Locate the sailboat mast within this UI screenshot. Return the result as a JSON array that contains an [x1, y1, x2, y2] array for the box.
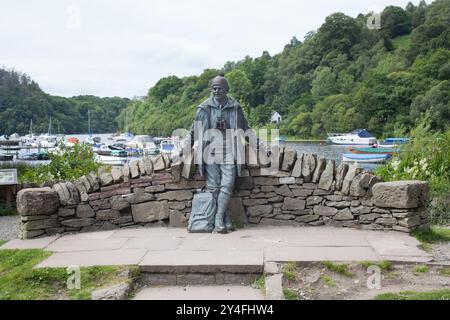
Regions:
[[88, 110, 92, 136]]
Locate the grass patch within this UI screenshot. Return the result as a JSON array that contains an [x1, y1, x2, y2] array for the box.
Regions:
[[283, 288, 299, 300], [0, 240, 7, 246], [439, 268, 450, 277], [0, 249, 134, 300], [322, 261, 354, 277], [359, 260, 393, 272], [0, 205, 17, 216], [414, 265, 429, 274], [252, 275, 265, 291], [375, 289, 450, 300], [412, 226, 450, 243], [281, 262, 298, 281], [320, 275, 337, 287]]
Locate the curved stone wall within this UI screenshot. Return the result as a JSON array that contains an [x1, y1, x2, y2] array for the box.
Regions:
[[16, 148, 429, 239]]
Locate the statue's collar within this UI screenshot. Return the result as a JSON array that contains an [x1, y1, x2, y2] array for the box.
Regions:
[[208, 97, 236, 110]]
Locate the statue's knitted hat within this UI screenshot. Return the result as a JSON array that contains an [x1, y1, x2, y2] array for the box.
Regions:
[[211, 74, 229, 91]]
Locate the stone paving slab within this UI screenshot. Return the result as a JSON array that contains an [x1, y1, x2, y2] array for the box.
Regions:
[[36, 249, 148, 268], [264, 245, 380, 262], [133, 285, 265, 300], [1, 226, 434, 267], [0, 236, 58, 250]]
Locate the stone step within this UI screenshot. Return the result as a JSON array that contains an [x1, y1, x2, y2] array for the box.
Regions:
[[139, 271, 260, 286], [133, 285, 266, 300]]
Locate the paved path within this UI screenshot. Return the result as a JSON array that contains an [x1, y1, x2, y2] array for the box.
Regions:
[[0, 226, 433, 268], [0, 216, 19, 241]]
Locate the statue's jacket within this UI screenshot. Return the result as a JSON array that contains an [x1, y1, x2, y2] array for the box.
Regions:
[[188, 96, 256, 177]]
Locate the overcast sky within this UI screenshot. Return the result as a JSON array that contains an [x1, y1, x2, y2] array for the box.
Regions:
[[0, 0, 424, 98]]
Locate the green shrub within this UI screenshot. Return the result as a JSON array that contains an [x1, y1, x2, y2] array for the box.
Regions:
[[375, 116, 450, 224], [20, 142, 100, 184]]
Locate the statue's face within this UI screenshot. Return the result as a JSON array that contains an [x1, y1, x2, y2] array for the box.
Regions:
[[212, 84, 228, 102]]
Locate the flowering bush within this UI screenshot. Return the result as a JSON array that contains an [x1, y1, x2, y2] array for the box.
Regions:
[[21, 142, 101, 185]]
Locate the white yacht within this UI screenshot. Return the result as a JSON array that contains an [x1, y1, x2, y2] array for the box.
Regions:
[[327, 129, 376, 145]]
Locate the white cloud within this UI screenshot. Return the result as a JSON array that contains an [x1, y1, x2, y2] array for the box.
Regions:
[[0, 0, 425, 97]]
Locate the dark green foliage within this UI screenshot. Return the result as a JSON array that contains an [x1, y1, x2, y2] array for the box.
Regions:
[[0, 69, 129, 135], [119, 0, 449, 140]]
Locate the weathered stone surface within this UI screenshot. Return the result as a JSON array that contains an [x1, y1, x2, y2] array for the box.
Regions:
[[253, 177, 280, 186], [313, 206, 338, 216], [295, 215, 320, 223], [350, 206, 372, 215], [111, 196, 131, 210], [274, 214, 295, 220], [372, 181, 428, 209], [372, 208, 391, 214], [21, 230, 45, 239], [291, 189, 313, 197], [17, 188, 59, 216], [111, 216, 133, 225], [60, 218, 95, 228], [168, 202, 186, 210], [132, 201, 169, 222], [275, 185, 293, 197], [137, 159, 147, 175], [129, 160, 140, 179], [398, 216, 420, 228], [162, 153, 171, 169], [79, 175, 92, 193], [52, 183, 71, 206], [247, 205, 273, 217], [349, 172, 372, 197], [281, 147, 296, 172], [291, 154, 303, 178], [351, 200, 361, 207], [335, 163, 349, 191], [122, 164, 131, 181], [392, 225, 411, 233], [268, 196, 284, 203], [250, 192, 277, 199], [153, 154, 166, 171], [142, 156, 154, 175], [111, 166, 124, 183], [341, 166, 362, 195], [302, 154, 317, 183], [325, 201, 351, 208], [145, 185, 166, 193], [228, 197, 248, 225], [96, 209, 121, 221], [88, 172, 101, 191], [76, 204, 95, 218], [156, 190, 193, 201], [21, 214, 56, 222], [334, 208, 354, 221], [285, 209, 312, 216], [74, 180, 89, 202], [98, 171, 113, 186], [259, 218, 299, 226], [312, 157, 326, 183], [306, 196, 323, 206], [243, 199, 269, 206], [359, 213, 382, 222], [92, 283, 131, 300], [261, 186, 276, 192], [282, 198, 306, 211], [169, 210, 188, 228], [165, 180, 204, 190], [279, 177, 296, 185], [58, 207, 75, 217], [318, 160, 335, 191], [392, 211, 413, 218], [236, 177, 254, 190], [23, 218, 59, 231], [375, 218, 397, 226]]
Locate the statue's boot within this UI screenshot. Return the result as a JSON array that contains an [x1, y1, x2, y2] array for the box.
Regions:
[[224, 211, 234, 232], [214, 192, 229, 234]]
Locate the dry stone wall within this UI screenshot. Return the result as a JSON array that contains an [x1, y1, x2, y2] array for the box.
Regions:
[[16, 148, 429, 239]]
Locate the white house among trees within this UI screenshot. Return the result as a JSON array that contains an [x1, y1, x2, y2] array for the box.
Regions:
[[270, 111, 282, 123]]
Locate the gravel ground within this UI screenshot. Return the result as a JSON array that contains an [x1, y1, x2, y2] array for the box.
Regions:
[[0, 215, 20, 241]]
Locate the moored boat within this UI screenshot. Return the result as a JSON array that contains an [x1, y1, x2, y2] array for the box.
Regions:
[[94, 154, 128, 166], [327, 129, 376, 145], [349, 147, 399, 155], [342, 153, 390, 163]]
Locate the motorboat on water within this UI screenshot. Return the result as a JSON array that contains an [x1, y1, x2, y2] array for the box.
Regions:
[[112, 132, 135, 142], [94, 154, 128, 166], [342, 153, 390, 163], [327, 129, 377, 145], [92, 144, 111, 156], [159, 138, 181, 155], [143, 142, 160, 156]]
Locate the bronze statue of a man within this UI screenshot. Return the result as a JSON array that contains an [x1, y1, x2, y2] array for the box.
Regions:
[[187, 74, 256, 233]]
